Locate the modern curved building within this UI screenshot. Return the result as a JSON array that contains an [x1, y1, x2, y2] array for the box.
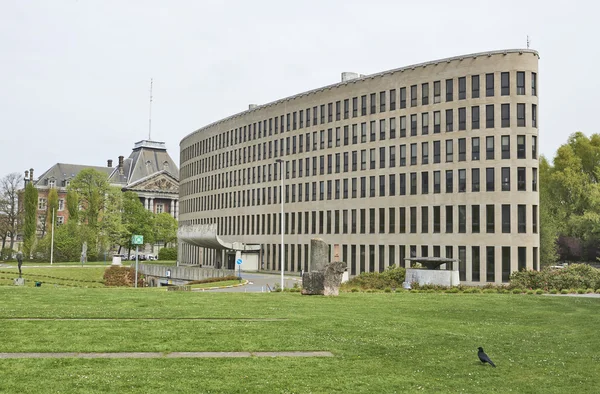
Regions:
[[179, 49, 540, 285]]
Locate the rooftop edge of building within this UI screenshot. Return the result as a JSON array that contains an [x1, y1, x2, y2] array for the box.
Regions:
[[181, 48, 539, 145]]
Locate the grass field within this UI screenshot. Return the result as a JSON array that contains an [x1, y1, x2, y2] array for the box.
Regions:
[[0, 287, 598, 393], [189, 279, 243, 289]]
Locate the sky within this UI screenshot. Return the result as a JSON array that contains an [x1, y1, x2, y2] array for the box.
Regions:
[[1, 0, 598, 182]]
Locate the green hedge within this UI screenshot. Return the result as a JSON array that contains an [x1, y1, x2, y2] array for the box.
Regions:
[[510, 264, 600, 291], [342, 266, 405, 290], [158, 247, 177, 261]]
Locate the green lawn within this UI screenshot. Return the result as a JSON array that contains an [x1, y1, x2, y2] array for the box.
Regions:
[[0, 267, 105, 288], [0, 288, 598, 393]]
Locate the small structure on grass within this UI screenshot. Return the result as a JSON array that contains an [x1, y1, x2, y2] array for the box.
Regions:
[[302, 239, 346, 296], [403, 257, 459, 288]]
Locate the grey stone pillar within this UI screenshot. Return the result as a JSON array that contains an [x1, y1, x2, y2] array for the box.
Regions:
[[310, 238, 329, 272]]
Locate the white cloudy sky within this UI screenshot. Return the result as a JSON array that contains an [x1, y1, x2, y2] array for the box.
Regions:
[[1, 0, 598, 180]]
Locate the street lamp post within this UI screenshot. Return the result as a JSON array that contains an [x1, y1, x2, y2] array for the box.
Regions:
[[276, 158, 285, 290]]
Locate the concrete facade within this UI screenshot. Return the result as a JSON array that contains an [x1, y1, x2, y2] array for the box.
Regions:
[[178, 49, 540, 285]]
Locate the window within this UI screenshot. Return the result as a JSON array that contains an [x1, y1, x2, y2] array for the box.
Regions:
[[411, 85, 417, 107], [517, 135, 526, 159], [361, 149, 366, 170], [532, 167, 538, 191], [446, 79, 453, 102], [458, 205, 466, 233], [389, 174, 396, 195], [458, 77, 466, 100], [399, 173, 406, 195], [445, 109, 453, 132], [433, 171, 441, 193], [501, 104, 510, 127], [502, 246, 511, 282], [446, 170, 453, 193], [379, 147, 386, 169], [472, 205, 480, 233], [501, 72, 510, 95], [486, 73, 494, 96], [389, 207, 395, 233], [422, 112, 429, 134], [517, 71, 525, 95], [370, 93, 376, 114], [58, 199, 64, 211], [38, 198, 47, 210], [471, 106, 480, 129], [370, 148, 376, 169], [422, 83, 429, 105], [421, 206, 428, 233], [458, 107, 466, 130], [532, 104, 537, 127], [518, 246, 526, 272], [400, 116, 406, 137], [501, 135, 510, 159], [410, 114, 417, 136], [390, 118, 396, 139], [360, 209, 366, 233], [321, 104, 325, 124], [502, 204, 511, 233], [400, 87, 406, 109], [410, 172, 417, 195], [472, 75, 480, 98], [352, 97, 358, 117], [399, 207, 406, 233], [472, 137, 480, 160], [422, 171, 429, 194], [379, 119, 386, 140], [486, 104, 494, 128], [433, 206, 441, 233], [517, 103, 526, 127], [486, 136, 494, 160], [422, 141, 429, 164], [445, 205, 453, 233], [389, 146, 396, 167], [486, 167, 495, 191], [360, 177, 366, 198], [390, 89, 396, 111], [532, 72, 537, 96], [433, 141, 441, 163], [361, 123, 367, 143], [486, 246, 495, 282], [369, 208, 376, 233], [458, 138, 466, 161], [517, 167, 526, 191], [458, 169, 466, 192], [501, 167, 510, 191], [410, 143, 417, 165], [400, 145, 406, 166], [486, 204, 495, 233], [410, 207, 417, 233], [518, 205, 526, 233], [472, 246, 481, 282], [370, 121, 376, 142], [433, 81, 441, 103], [433, 111, 441, 133], [533, 205, 538, 233], [344, 99, 349, 119], [445, 139, 453, 162], [361, 95, 367, 116]]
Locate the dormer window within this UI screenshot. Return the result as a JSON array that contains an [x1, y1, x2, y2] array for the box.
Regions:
[[163, 161, 169, 171], [48, 180, 56, 188], [146, 160, 153, 173], [65, 180, 70, 187]]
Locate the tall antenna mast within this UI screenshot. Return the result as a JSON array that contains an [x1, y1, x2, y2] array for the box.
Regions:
[[527, 35, 530, 49], [148, 78, 153, 140]]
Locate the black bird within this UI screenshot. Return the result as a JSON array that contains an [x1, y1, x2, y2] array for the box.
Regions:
[[478, 347, 496, 367]]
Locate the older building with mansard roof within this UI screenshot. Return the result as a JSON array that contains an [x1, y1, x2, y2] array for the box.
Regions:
[[25, 140, 179, 234]]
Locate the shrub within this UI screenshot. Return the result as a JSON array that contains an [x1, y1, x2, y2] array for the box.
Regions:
[[510, 264, 600, 291], [526, 290, 535, 295], [103, 266, 144, 287], [586, 288, 594, 294], [445, 288, 460, 293], [158, 247, 177, 261], [535, 289, 544, 295], [483, 289, 496, 294], [343, 266, 405, 290], [577, 288, 586, 294], [384, 287, 392, 293], [512, 288, 523, 294], [0, 248, 15, 261], [350, 288, 359, 293], [549, 289, 558, 294], [560, 289, 569, 294]]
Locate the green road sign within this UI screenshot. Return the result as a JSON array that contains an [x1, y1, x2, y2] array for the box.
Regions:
[[132, 235, 144, 245]]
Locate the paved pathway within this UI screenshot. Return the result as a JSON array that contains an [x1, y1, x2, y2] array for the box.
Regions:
[[209, 272, 302, 293], [0, 351, 333, 359]]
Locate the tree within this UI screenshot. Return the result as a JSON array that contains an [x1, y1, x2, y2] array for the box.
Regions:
[[120, 191, 154, 255], [22, 181, 38, 257], [45, 187, 59, 236], [66, 188, 79, 223], [0, 172, 23, 250], [67, 169, 109, 229], [153, 212, 178, 247], [98, 187, 126, 254]]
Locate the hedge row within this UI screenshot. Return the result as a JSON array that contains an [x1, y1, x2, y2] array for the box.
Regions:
[[342, 266, 406, 290], [509, 264, 600, 291], [103, 266, 144, 287]]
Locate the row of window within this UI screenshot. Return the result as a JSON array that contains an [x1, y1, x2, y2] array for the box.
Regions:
[[250, 243, 539, 282], [181, 135, 538, 195], [181, 104, 539, 180], [180, 166, 538, 214], [182, 71, 538, 162]]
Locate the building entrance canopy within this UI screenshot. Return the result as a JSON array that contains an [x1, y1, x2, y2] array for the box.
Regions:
[[178, 223, 261, 251]]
